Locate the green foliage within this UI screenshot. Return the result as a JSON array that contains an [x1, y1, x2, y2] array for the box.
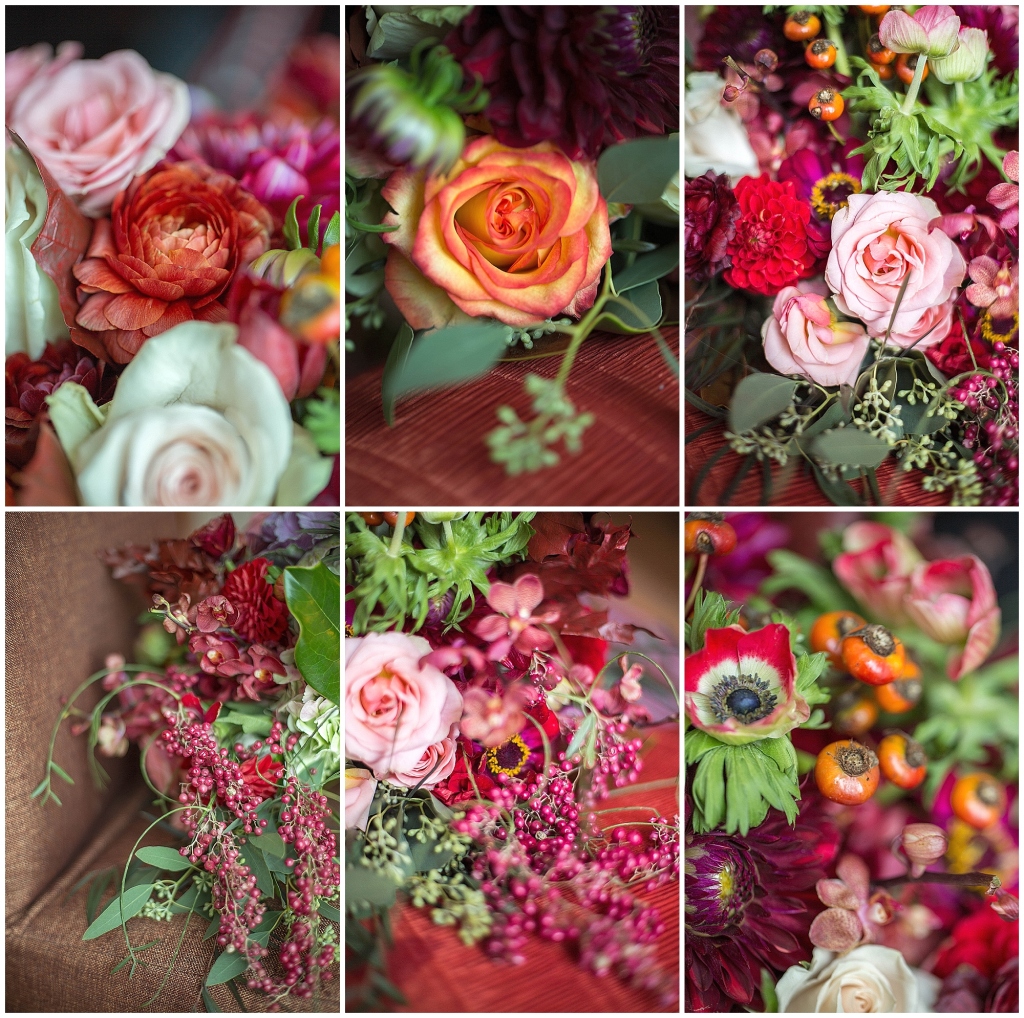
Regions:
[[761, 968, 780, 1013], [812, 426, 892, 468], [135, 846, 194, 872], [685, 590, 741, 653], [284, 563, 341, 703], [83, 883, 155, 940], [206, 949, 250, 987], [597, 135, 678, 204], [301, 388, 340, 454], [760, 549, 861, 616], [591, 279, 664, 334], [612, 243, 679, 294], [729, 374, 799, 435]]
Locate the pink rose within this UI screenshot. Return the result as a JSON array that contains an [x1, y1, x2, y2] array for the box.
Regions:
[[345, 632, 463, 774], [761, 280, 870, 388], [875, 298, 954, 350], [833, 522, 923, 626], [904, 556, 1001, 680], [383, 723, 459, 788], [8, 49, 190, 217], [826, 192, 966, 338], [345, 767, 378, 830], [5, 41, 82, 119]]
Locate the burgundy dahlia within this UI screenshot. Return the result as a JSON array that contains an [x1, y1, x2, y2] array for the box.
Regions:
[[221, 557, 290, 645], [685, 800, 840, 1012], [685, 171, 739, 282], [695, 6, 786, 73], [445, 6, 678, 160]]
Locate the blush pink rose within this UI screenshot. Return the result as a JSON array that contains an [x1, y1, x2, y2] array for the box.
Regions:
[[5, 41, 83, 119], [383, 722, 459, 788], [825, 192, 966, 337], [8, 49, 190, 217], [345, 767, 378, 830], [875, 298, 954, 350], [833, 521, 923, 626], [345, 632, 463, 775], [761, 280, 870, 388], [904, 556, 1001, 680]]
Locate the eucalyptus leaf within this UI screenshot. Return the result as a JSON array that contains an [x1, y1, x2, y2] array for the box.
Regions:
[[382, 322, 414, 426], [812, 427, 891, 468], [346, 866, 397, 908], [729, 374, 798, 434], [598, 136, 679, 203], [592, 279, 663, 333], [135, 846, 194, 872], [613, 242, 679, 293], [82, 883, 155, 940], [390, 322, 509, 397]]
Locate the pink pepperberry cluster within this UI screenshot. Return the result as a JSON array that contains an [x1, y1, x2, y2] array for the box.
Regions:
[[582, 722, 643, 806], [594, 820, 681, 892]]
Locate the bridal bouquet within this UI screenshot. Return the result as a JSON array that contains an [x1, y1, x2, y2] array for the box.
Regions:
[[685, 5, 1018, 506], [345, 511, 679, 1008], [346, 7, 679, 475], [684, 512, 1018, 1012], [6, 33, 340, 506], [32, 512, 341, 1011]]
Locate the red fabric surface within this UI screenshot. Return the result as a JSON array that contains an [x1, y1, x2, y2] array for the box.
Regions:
[[685, 405, 951, 506], [381, 724, 679, 1012], [346, 329, 679, 505]]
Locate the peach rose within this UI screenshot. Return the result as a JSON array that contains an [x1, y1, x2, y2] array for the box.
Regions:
[[383, 722, 459, 788], [876, 298, 954, 350], [762, 280, 870, 388], [8, 49, 190, 217], [345, 632, 463, 775], [825, 191, 966, 337], [381, 136, 611, 329]]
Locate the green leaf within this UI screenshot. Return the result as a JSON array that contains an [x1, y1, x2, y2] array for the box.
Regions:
[[346, 865, 398, 908], [323, 211, 341, 248], [687, 589, 741, 652], [566, 713, 597, 761], [691, 746, 727, 832], [30, 777, 49, 798], [50, 761, 75, 785], [761, 969, 779, 1012], [306, 204, 321, 251], [381, 322, 414, 426], [729, 374, 798, 434], [284, 562, 340, 704], [795, 652, 831, 706], [205, 914, 221, 941], [83, 883, 155, 940], [249, 831, 286, 858], [206, 950, 250, 987], [86, 868, 118, 924], [390, 321, 510, 398], [761, 549, 860, 614], [598, 135, 679, 203], [241, 843, 275, 897], [318, 901, 341, 923], [135, 846, 194, 872], [283, 196, 302, 250], [613, 243, 679, 293], [274, 423, 334, 508], [800, 399, 848, 441], [592, 279, 663, 333], [202, 987, 223, 1012], [812, 427, 891, 468]]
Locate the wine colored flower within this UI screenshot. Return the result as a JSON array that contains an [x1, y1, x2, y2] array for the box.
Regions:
[[879, 5, 961, 58], [8, 48, 190, 217], [987, 152, 1019, 233], [832, 522, 923, 627], [933, 903, 1019, 980], [189, 513, 236, 558], [825, 191, 966, 339], [221, 557, 289, 645], [446, 6, 679, 160], [684, 170, 739, 281], [685, 802, 840, 1012], [72, 161, 272, 364], [238, 754, 284, 802], [476, 697, 560, 789], [381, 136, 611, 329], [685, 624, 809, 745], [193, 595, 238, 634], [723, 175, 816, 296], [988, 957, 1019, 1011], [268, 34, 340, 125], [965, 256, 1018, 319], [953, 5, 1018, 76], [761, 280, 871, 388], [345, 767, 377, 830], [904, 555, 1001, 679], [473, 574, 559, 660], [704, 513, 789, 602]]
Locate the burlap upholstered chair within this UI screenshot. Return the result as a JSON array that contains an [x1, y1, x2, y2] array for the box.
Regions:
[[5, 513, 339, 1012]]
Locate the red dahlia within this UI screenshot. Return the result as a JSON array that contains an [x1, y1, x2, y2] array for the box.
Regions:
[[724, 175, 816, 296], [221, 557, 289, 645]]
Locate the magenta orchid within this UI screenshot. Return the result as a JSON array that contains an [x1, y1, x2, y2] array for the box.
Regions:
[[810, 854, 897, 952], [833, 522, 923, 627], [879, 5, 961, 58], [472, 574, 559, 660], [459, 685, 530, 748], [987, 151, 1019, 233], [965, 256, 1018, 319], [904, 556, 1001, 679], [685, 624, 809, 745]]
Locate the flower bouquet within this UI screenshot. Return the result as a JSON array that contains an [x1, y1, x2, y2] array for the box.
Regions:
[[684, 511, 1018, 1012], [32, 512, 341, 1011], [345, 511, 680, 1009], [6, 17, 340, 506], [684, 5, 1019, 507], [345, 7, 680, 482]]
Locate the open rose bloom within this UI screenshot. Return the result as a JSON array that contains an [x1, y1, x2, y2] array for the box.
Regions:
[[382, 136, 611, 328]]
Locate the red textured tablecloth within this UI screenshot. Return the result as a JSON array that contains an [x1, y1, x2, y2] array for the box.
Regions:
[[382, 724, 679, 1012], [685, 405, 951, 506], [346, 330, 679, 505]]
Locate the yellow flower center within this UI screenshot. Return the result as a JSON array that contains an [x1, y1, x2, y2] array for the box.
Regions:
[[811, 172, 862, 220], [980, 310, 1019, 343], [485, 733, 530, 776]]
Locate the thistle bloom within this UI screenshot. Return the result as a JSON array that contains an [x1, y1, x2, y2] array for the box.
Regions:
[[832, 522, 923, 627], [879, 5, 961, 58], [903, 555, 1001, 679], [685, 624, 809, 745]]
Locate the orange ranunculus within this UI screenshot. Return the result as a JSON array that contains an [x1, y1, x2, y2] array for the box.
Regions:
[[72, 161, 272, 363], [381, 137, 611, 329]]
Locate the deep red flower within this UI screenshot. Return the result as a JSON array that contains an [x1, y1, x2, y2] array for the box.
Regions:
[[685, 171, 739, 281], [933, 904, 1019, 980], [190, 514, 236, 558], [238, 754, 284, 802], [221, 557, 289, 645], [724, 175, 815, 296], [925, 314, 993, 377], [430, 739, 479, 807]]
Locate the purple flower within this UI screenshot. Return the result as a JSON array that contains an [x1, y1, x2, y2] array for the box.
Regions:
[[954, 5, 1018, 76], [684, 171, 739, 281]]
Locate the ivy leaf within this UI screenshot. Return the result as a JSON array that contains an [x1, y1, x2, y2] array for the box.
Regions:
[[284, 563, 340, 704]]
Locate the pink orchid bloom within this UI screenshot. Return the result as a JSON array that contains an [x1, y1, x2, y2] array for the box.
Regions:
[[880, 5, 961, 57], [987, 151, 1019, 232], [965, 256, 1018, 319], [473, 574, 559, 660], [194, 594, 238, 634], [811, 854, 898, 952], [685, 623, 809, 745], [904, 556, 1001, 679], [618, 655, 644, 703], [459, 685, 530, 747], [833, 522, 923, 627]]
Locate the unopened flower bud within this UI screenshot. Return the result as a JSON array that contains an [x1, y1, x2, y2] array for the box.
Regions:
[[754, 48, 779, 74], [901, 822, 948, 877], [988, 878, 1020, 922], [722, 84, 741, 102]]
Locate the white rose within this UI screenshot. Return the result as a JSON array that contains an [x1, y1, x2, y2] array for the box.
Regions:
[[776, 946, 940, 1013], [67, 322, 292, 505], [5, 143, 69, 359], [685, 72, 759, 183]]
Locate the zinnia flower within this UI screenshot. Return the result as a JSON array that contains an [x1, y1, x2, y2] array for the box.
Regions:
[[475, 698, 561, 791], [685, 624, 809, 745], [72, 161, 272, 363], [445, 6, 679, 160], [221, 557, 290, 645], [684, 170, 739, 281], [686, 802, 840, 1012]]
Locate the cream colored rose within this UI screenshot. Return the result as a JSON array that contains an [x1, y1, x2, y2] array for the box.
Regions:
[[776, 946, 939, 1013], [685, 73, 759, 183], [5, 144, 69, 358]]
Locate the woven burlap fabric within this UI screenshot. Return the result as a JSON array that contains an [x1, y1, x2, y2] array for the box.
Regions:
[[346, 328, 680, 505]]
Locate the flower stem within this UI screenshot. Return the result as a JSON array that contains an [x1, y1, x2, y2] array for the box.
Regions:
[[954, 81, 966, 106], [900, 56, 928, 114], [832, 28, 851, 78], [388, 512, 408, 556], [875, 869, 997, 889], [684, 554, 709, 617], [554, 263, 614, 389]]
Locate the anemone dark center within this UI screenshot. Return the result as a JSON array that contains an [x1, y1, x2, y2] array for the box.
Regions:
[[709, 672, 777, 724]]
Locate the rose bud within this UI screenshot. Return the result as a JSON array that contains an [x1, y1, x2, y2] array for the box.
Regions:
[[901, 822, 948, 877]]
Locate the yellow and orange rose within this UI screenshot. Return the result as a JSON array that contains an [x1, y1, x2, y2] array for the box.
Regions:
[[381, 136, 611, 329]]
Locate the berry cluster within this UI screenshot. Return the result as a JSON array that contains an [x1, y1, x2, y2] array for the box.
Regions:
[[582, 722, 644, 805]]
